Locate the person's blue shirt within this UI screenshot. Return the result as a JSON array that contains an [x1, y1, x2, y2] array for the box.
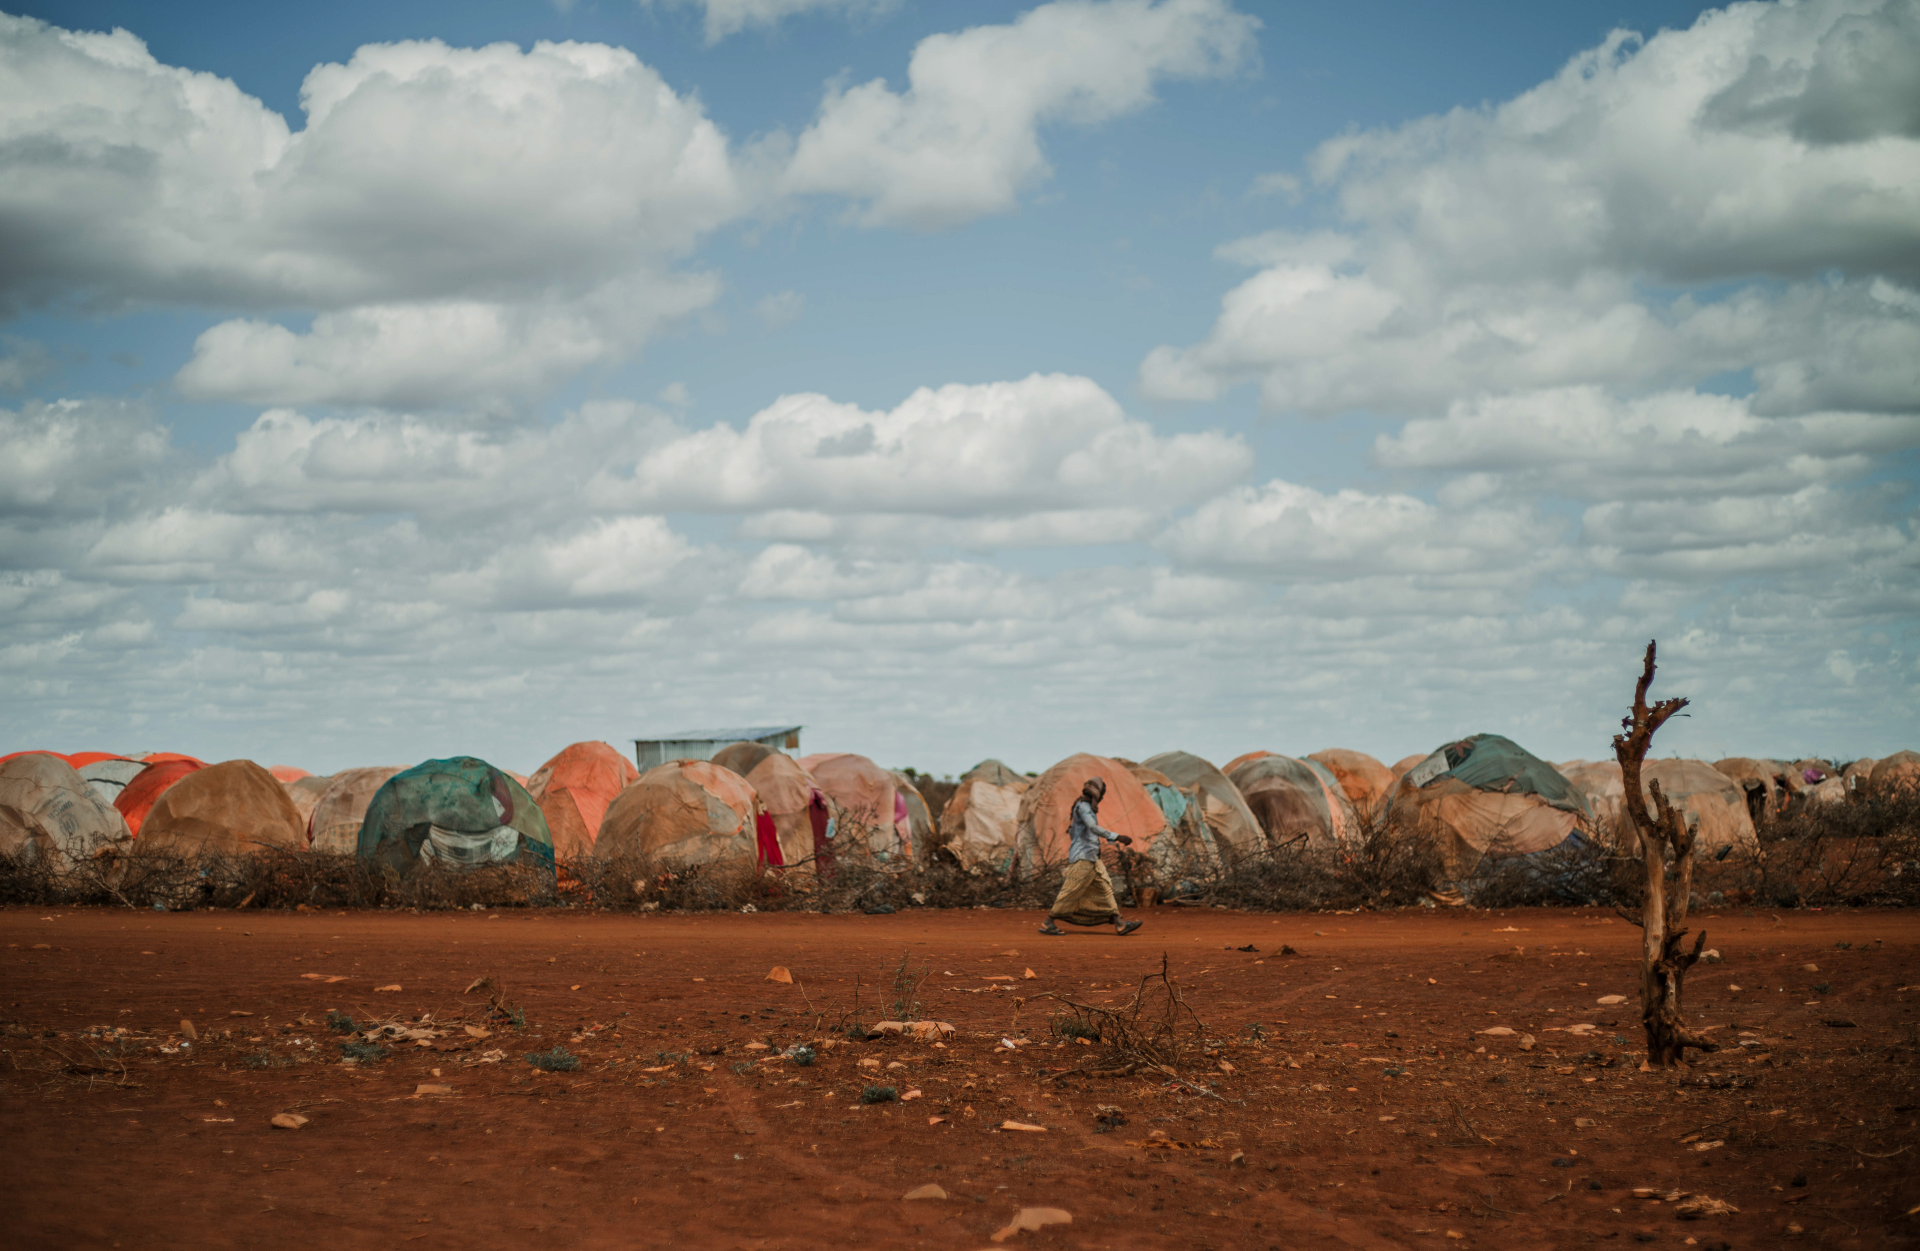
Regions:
[[1066, 798, 1120, 863]]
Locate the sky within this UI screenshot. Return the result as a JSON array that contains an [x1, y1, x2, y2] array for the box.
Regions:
[[2, 0, 1917, 777]]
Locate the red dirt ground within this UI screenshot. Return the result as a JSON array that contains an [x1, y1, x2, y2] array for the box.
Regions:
[[2, 904, 1914, 1250]]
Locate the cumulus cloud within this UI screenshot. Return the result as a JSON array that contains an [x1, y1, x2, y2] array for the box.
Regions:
[[0, 399, 169, 517], [784, 0, 1258, 227], [646, 0, 900, 43]]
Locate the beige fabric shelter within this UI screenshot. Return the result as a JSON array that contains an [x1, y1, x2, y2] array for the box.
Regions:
[[528, 741, 639, 860], [1712, 757, 1784, 825], [1308, 749, 1396, 817], [138, 760, 306, 856], [1385, 774, 1582, 873], [798, 753, 905, 859], [0, 753, 132, 870], [1012, 753, 1166, 873], [939, 762, 1029, 873], [283, 774, 332, 827], [598, 761, 758, 868], [1226, 754, 1358, 851], [1142, 751, 1261, 862], [308, 767, 405, 854], [1390, 754, 1428, 781], [746, 753, 824, 868], [711, 741, 776, 776], [1871, 750, 1920, 796], [1222, 750, 1273, 775], [77, 758, 146, 807], [1564, 760, 1757, 852], [891, 772, 935, 865]]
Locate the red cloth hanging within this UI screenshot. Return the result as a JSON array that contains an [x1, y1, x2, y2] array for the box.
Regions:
[[755, 810, 784, 868]]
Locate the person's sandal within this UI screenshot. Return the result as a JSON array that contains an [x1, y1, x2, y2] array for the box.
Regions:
[[1038, 922, 1064, 935], [1116, 920, 1142, 936]]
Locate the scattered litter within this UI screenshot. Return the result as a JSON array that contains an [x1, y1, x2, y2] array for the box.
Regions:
[[903, 1184, 947, 1201], [1023, 968, 1037, 980], [999, 1121, 1047, 1133], [413, 1083, 453, 1097], [1476, 1027, 1516, 1036], [374, 984, 401, 993], [991, 1207, 1071, 1242], [179, 1019, 197, 1041], [1596, 995, 1626, 1005], [270, 1113, 308, 1130], [766, 967, 793, 984], [1674, 1196, 1738, 1219], [1519, 1034, 1536, 1052]]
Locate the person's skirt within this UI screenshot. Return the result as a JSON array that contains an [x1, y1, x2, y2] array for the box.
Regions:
[[1049, 859, 1119, 926]]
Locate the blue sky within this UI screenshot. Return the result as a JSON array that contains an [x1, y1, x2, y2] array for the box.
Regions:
[[2, 0, 1916, 776]]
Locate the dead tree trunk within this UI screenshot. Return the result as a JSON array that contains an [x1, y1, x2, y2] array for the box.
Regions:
[[1613, 640, 1719, 1068]]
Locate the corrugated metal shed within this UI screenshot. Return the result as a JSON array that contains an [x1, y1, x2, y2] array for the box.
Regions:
[[632, 725, 802, 771]]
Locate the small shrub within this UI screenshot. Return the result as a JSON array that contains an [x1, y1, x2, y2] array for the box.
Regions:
[[844, 1022, 868, 1042], [1050, 1011, 1101, 1043], [787, 1045, 817, 1067], [244, 1050, 296, 1069], [324, 1010, 356, 1034], [526, 1046, 580, 1072], [859, 1085, 897, 1104], [339, 1041, 389, 1063]]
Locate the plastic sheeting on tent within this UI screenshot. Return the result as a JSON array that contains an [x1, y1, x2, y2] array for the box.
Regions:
[[1222, 750, 1272, 776], [1390, 754, 1427, 781], [1871, 750, 1920, 796], [1386, 734, 1591, 871], [358, 758, 554, 876], [77, 757, 145, 807], [799, 753, 907, 860], [891, 772, 935, 865], [711, 741, 776, 777], [528, 742, 639, 860], [938, 760, 1029, 874], [1226, 754, 1358, 851], [137, 760, 306, 856], [115, 759, 204, 838], [1011, 753, 1166, 873], [1143, 751, 1261, 862], [141, 752, 205, 766], [283, 774, 332, 828], [598, 760, 758, 868], [308, 767, 405, 854], [1562, 760, 1757, 852], [1309, 749, 1395, 816], [1120, 759, 1222, 879], [0, 753, 131, 870], [269, 765, 311, 783], [746, 753, 826, 869]]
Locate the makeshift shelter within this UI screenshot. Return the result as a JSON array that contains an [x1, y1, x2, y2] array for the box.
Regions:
[[269, 765, 311, 783], [137, 760, 305, 857], [1386, 734, 1591, 872], [1563, 760, 1756, 852], [799, 753, 908, 860], [1712, 758, 1785, 826], [937, 759, 1029, 874], [309, 767, 406, 854], [1222, 750, 1273, 775], [597, 760, 758, 868], [115, 759, 204, 838], [1011, 753, 1166, 873], [141, 752, 205, 767], [1309, 749, 1395, 817], [0, 753, 131, 870], [1226, 754, 1359, 851], [1871, 750, 1920, 796], [746, 753, 827, 869], [357, 758, 553, 876], [891, 772, 935, 865], [711, 741, 776, 777], [1143, 751, 1261, 862], [1390, 754, 1428, 781], [1842, 757, 1878, 797], [77, 757, 145, 807], [283, 774, 332, 828], [1120, 759, 1221, 878], [527, 742, 639, 860]]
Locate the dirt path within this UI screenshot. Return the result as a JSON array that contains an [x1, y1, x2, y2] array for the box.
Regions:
[[3, 904, 1914, 1249]]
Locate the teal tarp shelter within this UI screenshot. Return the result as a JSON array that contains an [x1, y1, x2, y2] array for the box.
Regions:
[[356, 757, 553, 876], [1388, 734, 1592, 868]]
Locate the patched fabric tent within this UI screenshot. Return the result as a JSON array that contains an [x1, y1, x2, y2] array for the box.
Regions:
[[1871, 750, 1920, 796], [597, 760, 758, 868], [283, 774, 332, 828], [1120, 759, 1221, 878], [1842, 757, 1878, 796], [891, 772, 935, 864], [1222, 750, 1273, 775], [711, 740, 776, 777], [269, 765, 311, 783], [528, 742, 640, 860], [1144, 751, 1262, 862], [141, 752, 205, 766], [138, 760, 306, 856], [115, 759, 204, 838], [1227, 754, 1359, 851], [1712, 758, 1784, 826], [1563, 760, 1756, 852], [0, 753, 131, 870], [937, 760, 1029, 874], [357, 758, 553, 875], [77, 757, 145, 807], [1386, 734, 1591, 871], [746, 753, 828, 869], [799, 753, 908, 860], [1011, 753, 1167, 873], [1309, 749, 1395, 817], [1390, 754, 1428, 781], [309, 767, 405, 854]]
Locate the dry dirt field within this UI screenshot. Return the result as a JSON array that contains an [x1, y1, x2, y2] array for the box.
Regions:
[[2, 904, 1914, 1250]]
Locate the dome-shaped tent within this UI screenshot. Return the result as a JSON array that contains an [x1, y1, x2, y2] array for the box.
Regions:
[[891, 772, 935, 865], [597, 760, 758, 868], [269, 765, 311, 783], [1222, 750, 1273, 775], [141, 752, 205, 767], [137, 760, 306, 856], [1143, 751, 1262, 862], [115, 759, 204, 837], [357, 758, 553, 876], [77, 757, 145, 807], [798, 753, 908, 860], [711, 741, 776, 777], [1871, 750, 1920, 796], [283, 773, 332, 828], [1386, 734, 1591, 872], [937, 759, 1030, 874], [1227, 754, 1359, 851], [1711, 758, 1784, 826], [1308, 749, 1395, 817], [0, 753, 131, 870], [1011, 754, 1167, 873], [745, 753, 828, 869], [1120, 759, 1221, 878], [528, 742, 639, 860], [1390, 754, 1427, 781], [309, 767, 405, 854], [1563, 759, 1756, 853]]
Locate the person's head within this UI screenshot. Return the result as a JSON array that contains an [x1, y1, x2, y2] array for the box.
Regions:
[[1081, 777, 1106, 806]]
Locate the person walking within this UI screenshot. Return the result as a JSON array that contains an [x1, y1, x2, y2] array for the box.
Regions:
[[1038, 776, 1143, 936]]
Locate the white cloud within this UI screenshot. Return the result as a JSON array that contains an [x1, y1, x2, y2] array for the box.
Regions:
[[753, 289, 806, 329], [646, 0, 900, 43], [784, 0, 1258, 227], [0, 399, 169, 517]]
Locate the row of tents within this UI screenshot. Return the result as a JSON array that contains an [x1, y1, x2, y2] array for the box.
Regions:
[[2, 740, 1916, 886]]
